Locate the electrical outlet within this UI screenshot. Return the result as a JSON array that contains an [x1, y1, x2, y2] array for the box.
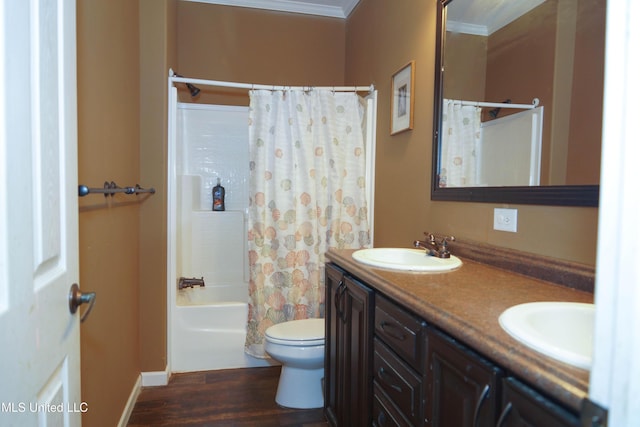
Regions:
[[494, 208, 518, 232]]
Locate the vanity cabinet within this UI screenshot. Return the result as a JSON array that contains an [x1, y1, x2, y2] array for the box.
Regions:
[[325, 263, 374, 427], [324, 261, 582, 427]]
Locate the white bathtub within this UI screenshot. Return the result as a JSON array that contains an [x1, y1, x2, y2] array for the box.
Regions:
[[171, 285, 276, 373]]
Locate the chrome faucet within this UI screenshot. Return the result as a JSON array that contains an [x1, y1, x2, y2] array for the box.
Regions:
[[178, 276, 205, 289], [414, 233, 455, 259]]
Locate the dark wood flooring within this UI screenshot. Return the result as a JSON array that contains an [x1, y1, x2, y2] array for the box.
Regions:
[[127, 366, 328, 427]]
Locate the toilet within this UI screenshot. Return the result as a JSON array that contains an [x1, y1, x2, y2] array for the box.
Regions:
[[264, 318, 325, 409]]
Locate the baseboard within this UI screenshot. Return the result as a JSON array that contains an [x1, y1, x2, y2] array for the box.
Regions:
[[141, 366, 170, 387], [117, 374, 141, 427], [117, 367, 169, 426]]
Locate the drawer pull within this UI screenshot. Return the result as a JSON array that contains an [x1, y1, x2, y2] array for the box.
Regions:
[[377, 410, 386, 426], [379, 321, 407, 341], [472, 384, 490, 427], [496, 402, 513, 427], [378, 367, 403, 393]]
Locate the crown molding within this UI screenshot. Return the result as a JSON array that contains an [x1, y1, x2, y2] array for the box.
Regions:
[[180, 0, 360, 19]]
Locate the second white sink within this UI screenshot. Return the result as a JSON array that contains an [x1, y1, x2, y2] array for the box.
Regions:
[[352, 248, 462, 272], [499, 301, 595, 370]]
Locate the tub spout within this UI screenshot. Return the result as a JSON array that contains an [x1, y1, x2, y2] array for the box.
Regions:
[[178, 276, 205, 289]]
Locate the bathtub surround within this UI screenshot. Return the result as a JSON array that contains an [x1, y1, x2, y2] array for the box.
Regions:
[[169, 104, 273, 372], [245, 89, 373, 358]]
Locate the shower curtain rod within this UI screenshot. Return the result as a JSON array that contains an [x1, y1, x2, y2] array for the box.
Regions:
[[169, 69, 374, 93], [448, 98, 540, 109]]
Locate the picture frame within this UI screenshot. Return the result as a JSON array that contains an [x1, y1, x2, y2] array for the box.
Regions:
[[390, 60, 415, 135]]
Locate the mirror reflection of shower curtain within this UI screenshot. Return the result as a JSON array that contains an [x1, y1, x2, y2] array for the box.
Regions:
[[245, 89, 371, 358], [439, 99, 481, 187]]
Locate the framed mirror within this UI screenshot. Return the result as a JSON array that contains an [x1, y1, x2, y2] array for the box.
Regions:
[[431, 0, 603, 206]]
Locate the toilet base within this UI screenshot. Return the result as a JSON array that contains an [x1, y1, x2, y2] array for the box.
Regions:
[[275, 365, 324, 409]]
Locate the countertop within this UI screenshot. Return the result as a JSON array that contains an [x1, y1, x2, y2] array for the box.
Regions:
[[326, 248, 594, 412]]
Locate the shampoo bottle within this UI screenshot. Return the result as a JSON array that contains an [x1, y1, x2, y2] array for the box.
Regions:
[[212, 177, 226, 211]]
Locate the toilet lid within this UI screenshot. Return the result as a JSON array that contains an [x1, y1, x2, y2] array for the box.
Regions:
[[265, 318, 325, 345]]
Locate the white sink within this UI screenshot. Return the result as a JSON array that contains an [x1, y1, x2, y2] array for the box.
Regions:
[[352, 248, 462, 272], [499, 302, 595, 370]]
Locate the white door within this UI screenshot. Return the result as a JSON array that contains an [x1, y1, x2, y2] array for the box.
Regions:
[[0, 0, 84, 425]]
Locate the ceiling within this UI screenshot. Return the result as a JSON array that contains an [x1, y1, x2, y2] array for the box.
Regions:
[[446, 0, 546, 36], [180, 0, 361, 19]]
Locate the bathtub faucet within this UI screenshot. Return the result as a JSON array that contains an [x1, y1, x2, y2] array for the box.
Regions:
[[178, 276, 205, 289]]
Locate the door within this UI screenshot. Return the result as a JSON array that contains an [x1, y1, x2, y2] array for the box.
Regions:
[[0, 0, 82, 425], [343, 276, 374, 427], [428, 328, 502, 427], [498, 377, 580, 427]]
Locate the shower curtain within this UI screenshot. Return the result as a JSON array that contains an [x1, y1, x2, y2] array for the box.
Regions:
[[245, 89, 370, 358], [439, 99, 481, 187]]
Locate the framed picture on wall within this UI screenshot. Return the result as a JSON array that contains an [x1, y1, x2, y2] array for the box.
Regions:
[[390, 60, 415, 135]]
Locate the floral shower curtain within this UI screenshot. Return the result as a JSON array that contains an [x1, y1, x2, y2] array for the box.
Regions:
[[439, 99, 481, 187], [245, 89, 371, 358]]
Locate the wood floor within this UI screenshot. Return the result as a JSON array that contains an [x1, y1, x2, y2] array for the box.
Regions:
[[127, 366, 329, 426]]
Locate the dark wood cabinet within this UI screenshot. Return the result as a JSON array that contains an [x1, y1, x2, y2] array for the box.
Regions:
[[324, 262, 582, 427], [427, 328, 502, 427], [325, 263, 374, 427], [373, 295, 427, 426], [497, 377, 581, 427]]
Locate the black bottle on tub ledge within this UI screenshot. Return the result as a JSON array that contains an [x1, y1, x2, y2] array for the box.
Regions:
[[212, 177, 226, 211]]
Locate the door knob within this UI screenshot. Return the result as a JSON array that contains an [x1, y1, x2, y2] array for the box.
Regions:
[[68, 283, 96, 322]]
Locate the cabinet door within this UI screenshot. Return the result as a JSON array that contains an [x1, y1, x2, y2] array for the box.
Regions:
[[428, 328, 502, 427], [343, 275, 375, 426], [324, 264, 374, 427], [497, 377, 580, 427], [324, 263, 343, 426]]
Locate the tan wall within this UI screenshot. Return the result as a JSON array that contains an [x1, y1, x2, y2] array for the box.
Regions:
[[443, 32, 487, 101], [77, 0, 142, 424], [346, 0, 598, 264], [175, 2, 346, 105], [567, 0, 605, 185], [138, 0, 176, 372]]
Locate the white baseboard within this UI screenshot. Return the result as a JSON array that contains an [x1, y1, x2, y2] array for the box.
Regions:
[[117, 375, 141, 427], [141, 366, 170, 387], [117, 367, 170, 427]]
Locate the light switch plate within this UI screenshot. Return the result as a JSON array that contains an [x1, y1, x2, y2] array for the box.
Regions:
[[494, 208, 518, 232]]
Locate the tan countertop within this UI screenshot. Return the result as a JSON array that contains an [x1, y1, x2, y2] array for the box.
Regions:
[[326, 248, 594, 412]]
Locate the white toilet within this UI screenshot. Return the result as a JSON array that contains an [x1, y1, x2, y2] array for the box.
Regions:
[[264, 318, 325, 409]]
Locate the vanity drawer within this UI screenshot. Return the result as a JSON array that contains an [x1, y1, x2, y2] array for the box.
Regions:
[[373, 382, 413, 427], [375, 295, 427, 371], [374, 338, 423, 426]]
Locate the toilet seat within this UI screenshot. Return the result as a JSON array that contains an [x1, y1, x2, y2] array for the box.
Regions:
[[265, 318, 325, 346]]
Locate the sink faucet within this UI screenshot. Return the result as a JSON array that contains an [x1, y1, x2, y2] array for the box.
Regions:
[[178, 276, 205, 289], [414, 233, 455, 259]]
